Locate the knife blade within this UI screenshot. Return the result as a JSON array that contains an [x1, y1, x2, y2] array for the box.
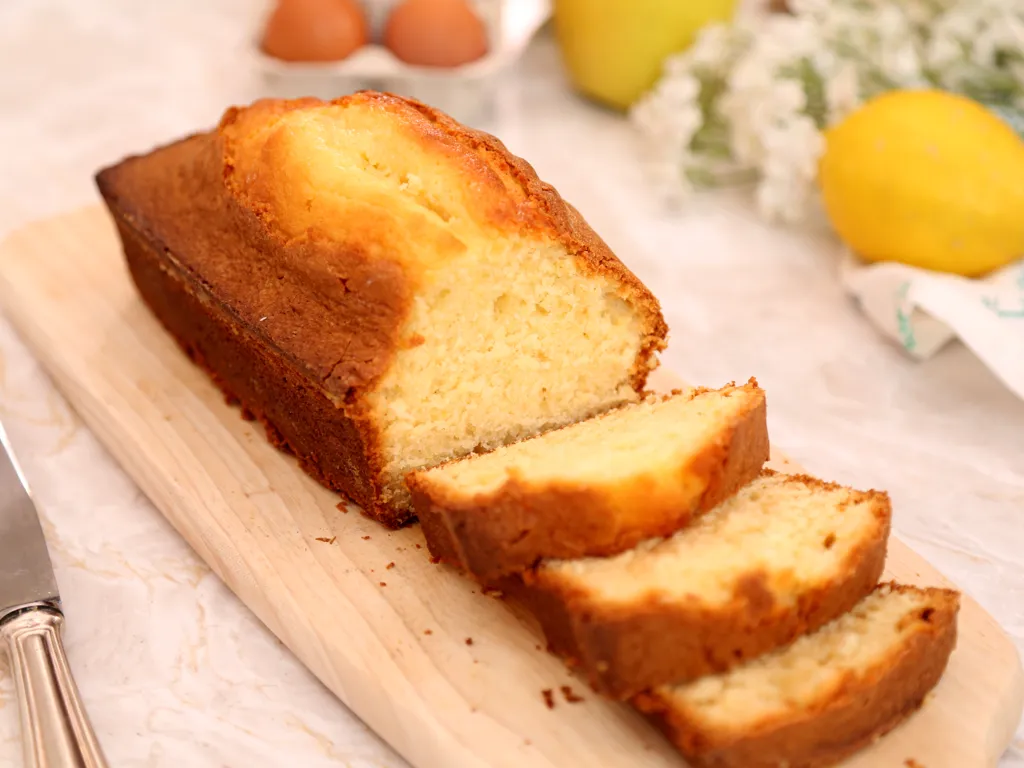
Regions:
[[0, 420, 60, 618], [0, 421, 108, 768]]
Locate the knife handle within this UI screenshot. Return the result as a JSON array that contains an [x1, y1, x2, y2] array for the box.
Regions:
[[1, 606, 108, 768]]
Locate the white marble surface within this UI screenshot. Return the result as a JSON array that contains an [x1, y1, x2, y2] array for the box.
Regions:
[[0, 1, 1022, 766]]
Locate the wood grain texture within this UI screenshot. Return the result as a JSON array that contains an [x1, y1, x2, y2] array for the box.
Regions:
[[0, 207, 1020, 768]]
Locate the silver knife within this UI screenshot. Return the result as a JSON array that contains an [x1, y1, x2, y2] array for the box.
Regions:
[[0, 421, 108, 768]]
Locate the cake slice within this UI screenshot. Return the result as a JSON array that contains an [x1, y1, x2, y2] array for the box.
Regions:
[[408, 380, 769, 581], [634, 583, 960, 768], [96, 92, 667, 527], [518, 472, 891, 698]]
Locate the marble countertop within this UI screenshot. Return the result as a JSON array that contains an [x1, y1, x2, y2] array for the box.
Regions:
[[0, 1, 1022, 766]]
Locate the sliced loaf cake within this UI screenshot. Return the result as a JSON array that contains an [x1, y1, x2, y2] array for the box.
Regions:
[[518, 472, 891, 698], [97, 92, 667, 526], [408, 380, 768, 581], [634, 583, 960, 768]]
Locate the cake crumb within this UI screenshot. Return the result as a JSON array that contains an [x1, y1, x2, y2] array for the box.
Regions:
[[905, 760, 925, 768], [335, 502, 349, 513], [542, 689, 555, 709], [379, 581, 387, 587], [386, 562, 395, 570], [535, 644, 542, 651], [362, 535, 371, 540], [314, 536, 336, 544], [430, 556, 442, 564], [415, 543, 422, 549], [560, 685, 584, 703], [423, 629, 433, 636], [465, 637, 474, 646]]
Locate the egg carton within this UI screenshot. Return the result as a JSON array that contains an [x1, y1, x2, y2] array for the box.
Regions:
[[254, 0, 551, 126]]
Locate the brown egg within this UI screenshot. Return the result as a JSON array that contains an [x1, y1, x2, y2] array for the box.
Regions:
[[261, 0, 368, 63], [384, 0, 489, 68]]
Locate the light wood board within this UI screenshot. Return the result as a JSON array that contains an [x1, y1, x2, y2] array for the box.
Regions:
[[0, 207, 1021, 768]]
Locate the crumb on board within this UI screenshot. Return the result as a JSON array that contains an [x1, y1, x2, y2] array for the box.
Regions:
[[535, 644, 542, 651], [415, 543, 422, 549], [379, 581, 387, 587], [560, 685, 584, 703], [314, 536, 336, 544], [362, 535, 371, 540], [386, 562, 395, 570], [542, 689, 555, 709], [335, 502, 349, 513], [465, 637, 474, 646], [423, 629, 433, 635], [905, 760, 925, 768]]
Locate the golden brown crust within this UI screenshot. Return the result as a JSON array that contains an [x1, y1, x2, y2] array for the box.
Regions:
[[96, 132, 406, 525], [104, 181, 409, 524], [634, 585, 961, 768], [218, 92, 666, 392], [409, 382, 769, 582], [513, 477, 892, 698], [95, 91, 667, 525]]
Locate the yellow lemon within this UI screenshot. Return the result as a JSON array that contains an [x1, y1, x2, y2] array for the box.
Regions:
[[819, 89, 1024, 277]]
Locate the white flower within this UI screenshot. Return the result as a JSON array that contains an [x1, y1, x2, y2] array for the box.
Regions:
[[789, 0, 830, 18], [682, 24, 743, 71], [880, 43, 924, 85], [632, 0, 1024, 223], [825, 63, 862, 124], [926, 32, 963, 70], [631, 71, 703, 146], [727, 112, 765, 167], [755, 116, 826, 222]]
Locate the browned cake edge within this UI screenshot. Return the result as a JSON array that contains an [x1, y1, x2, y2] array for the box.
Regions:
[[95, 127, 412, 527], [100, 200, 416, 527], [510, 475, 892, 698], [632, 584, 961, 768], [408, 382, 770, 582]]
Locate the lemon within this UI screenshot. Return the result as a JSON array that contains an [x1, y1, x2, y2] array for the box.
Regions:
[[818, 90, 1024, 277]]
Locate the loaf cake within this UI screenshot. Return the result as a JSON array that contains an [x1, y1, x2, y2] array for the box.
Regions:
[[409, 380, 769, 581], [635, 583, 960, 768], [519, 472, 891, 698], [96, 92, 667, 526]]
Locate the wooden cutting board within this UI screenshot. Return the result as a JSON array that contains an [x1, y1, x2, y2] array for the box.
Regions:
[[0, 207, 1021, 768]]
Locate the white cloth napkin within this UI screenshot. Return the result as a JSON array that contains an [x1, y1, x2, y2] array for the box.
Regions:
[[842, 256, 1024, 401]]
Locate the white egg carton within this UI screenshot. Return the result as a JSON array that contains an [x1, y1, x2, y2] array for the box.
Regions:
[[254, 0, 550, 127]]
